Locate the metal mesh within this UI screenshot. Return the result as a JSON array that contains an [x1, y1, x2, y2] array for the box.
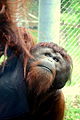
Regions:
[[60, 0, 80, 85], [8, 0, 80, 85], [26, 0, 80, 85]]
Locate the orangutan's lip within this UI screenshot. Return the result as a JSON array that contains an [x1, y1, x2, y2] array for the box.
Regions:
[[37, 65, 53, 74]]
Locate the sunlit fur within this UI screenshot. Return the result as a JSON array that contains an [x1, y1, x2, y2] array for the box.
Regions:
[[0, 0, 34, 75], [26, 42, 72, 120], [27, 61, 56, 95]]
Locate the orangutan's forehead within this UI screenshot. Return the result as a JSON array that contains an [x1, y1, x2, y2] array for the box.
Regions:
[[31, 47, 53, 55], [31, 45, 72, 64], [37, 47, 53, 53]]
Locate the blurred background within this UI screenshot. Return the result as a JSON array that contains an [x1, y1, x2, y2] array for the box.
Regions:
[[5, 0, 80, 119], [26, 1, 80, 119]]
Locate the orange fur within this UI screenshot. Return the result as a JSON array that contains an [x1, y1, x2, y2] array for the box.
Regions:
[[26, 44, 72, 120]]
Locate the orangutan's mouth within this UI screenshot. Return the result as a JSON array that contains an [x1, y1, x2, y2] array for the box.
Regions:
[[37, 64, 53, 74]]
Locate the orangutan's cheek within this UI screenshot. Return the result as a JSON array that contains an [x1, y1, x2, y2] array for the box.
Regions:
[[27, 66, 56, 95]]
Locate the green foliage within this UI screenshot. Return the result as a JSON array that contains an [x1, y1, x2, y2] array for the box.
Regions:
[[61, 1, 80, 118], [61, 0, 71, 12], [61, 13, 80, 24], [28, 1, 80, 120], [61, 0, 80, 13], [64, 94, 80, 120], [29, 29, 38, 43], [71, 0, 80, 13], [0, 55, 7, 65], [60, 11, 80, 86]]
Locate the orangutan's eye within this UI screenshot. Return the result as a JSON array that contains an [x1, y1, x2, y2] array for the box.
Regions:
[[44, 53, 52, 57], [53, 57, 59, 62]]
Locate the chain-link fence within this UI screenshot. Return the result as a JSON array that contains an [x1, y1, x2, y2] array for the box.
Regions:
[[27, 0, 80, 85], [60, 0, 80, 85]]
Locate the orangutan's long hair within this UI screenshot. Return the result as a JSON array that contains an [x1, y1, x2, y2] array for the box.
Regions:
[[0, 0, 34, 75]]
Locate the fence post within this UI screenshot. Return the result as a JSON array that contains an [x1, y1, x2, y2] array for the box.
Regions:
[[38, 0, 61, 44]]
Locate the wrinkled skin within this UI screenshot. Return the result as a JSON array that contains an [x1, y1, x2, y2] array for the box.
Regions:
[[26, 43, 72, 120]]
